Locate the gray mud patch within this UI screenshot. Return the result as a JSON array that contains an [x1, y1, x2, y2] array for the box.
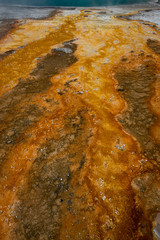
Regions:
[[0, 42, 78, 170], [116, 9, 160, 30], [114, 54, 160, 162], [0, 6, 58, 20]]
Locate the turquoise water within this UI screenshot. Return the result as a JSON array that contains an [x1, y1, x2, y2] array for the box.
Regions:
[[0, 0, 151, 7]]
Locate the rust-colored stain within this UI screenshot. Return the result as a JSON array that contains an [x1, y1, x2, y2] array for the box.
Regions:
[[0, 8, 160, 240]]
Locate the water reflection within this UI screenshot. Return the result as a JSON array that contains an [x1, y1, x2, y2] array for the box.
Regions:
[[0, 0, 151, 7]]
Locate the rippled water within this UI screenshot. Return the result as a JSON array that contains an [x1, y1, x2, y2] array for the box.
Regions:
[[0, 0, 152, 7]]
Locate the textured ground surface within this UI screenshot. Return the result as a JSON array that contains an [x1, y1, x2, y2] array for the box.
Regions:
[[0, 5, 160, 240]]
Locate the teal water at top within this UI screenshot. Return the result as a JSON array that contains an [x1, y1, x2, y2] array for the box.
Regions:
[[0, 0, 151, 7]]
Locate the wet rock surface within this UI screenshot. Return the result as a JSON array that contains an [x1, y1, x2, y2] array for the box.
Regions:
[[0, 6, 160, 240]]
